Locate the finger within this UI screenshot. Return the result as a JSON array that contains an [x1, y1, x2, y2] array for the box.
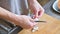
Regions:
[[30, 21, 38, 26], [29, 17, 37, 25], [28, 21, 37, 29], [38, 9, 44, 18], [29, 19, 37, 25], [35, 11, 38, 18], [30, 22, 37, 27], [30, 19, 34, 22], [32, 11, 39, 19]]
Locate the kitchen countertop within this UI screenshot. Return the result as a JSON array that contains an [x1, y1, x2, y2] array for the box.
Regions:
[[18, 0, 60, 34], [0, 0, 60, 34], [18, 13, 60, 34]]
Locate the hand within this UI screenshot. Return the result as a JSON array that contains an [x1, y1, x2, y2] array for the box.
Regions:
[[28, 0, 44, 18], [0, 7, 37, 29], [16, 15, 37, 29]]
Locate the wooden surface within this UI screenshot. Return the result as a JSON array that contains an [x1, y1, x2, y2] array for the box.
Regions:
[[18, 14, 60, 34]]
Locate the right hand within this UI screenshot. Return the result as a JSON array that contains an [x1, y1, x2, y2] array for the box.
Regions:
[[0, 7, 37, 29], [16, 15, 37, 29]]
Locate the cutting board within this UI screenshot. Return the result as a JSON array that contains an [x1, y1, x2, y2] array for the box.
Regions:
[[18, 14, 60, 34]]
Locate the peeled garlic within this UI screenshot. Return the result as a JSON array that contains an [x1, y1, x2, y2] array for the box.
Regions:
[[32, 18, 39, 32], [34, 18, 39, 21], [32, 29, 36, 32], [33, 26, 38, 30], [32, 26, 38, 32]]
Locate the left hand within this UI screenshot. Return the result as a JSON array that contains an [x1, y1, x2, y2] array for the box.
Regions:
[[28, 0, 44, 19]]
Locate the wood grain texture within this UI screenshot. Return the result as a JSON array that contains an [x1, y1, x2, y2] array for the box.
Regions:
[[18, 14, 60, 34]]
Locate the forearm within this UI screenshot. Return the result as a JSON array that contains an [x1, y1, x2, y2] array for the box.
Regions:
[[28, 0, 36, 4], [0, 7, 21, 25]]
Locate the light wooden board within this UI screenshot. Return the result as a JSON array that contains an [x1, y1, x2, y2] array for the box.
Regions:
[[18, 14, 60, 34]]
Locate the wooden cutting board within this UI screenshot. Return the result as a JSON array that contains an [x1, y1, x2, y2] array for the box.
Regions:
[[18, 14, 60, 34]]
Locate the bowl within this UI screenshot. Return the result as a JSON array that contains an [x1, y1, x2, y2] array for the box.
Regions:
[[52, 0, 60, 13]]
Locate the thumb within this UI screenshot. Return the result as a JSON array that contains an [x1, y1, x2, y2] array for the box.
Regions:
[[33, 11, 39, 19]]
